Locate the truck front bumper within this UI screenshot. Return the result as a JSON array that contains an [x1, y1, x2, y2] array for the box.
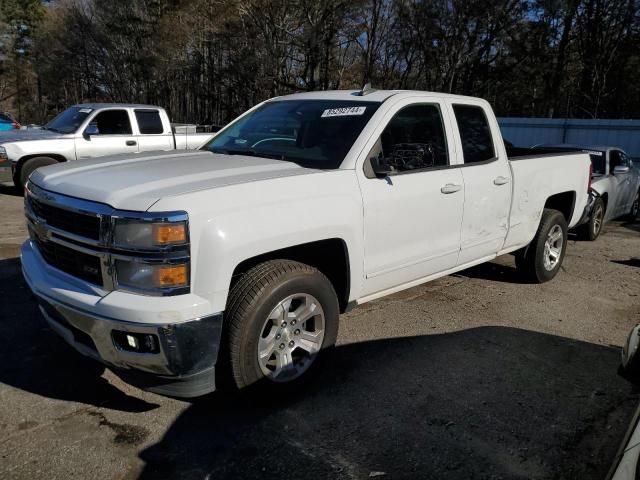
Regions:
[[21, 241, 223, 398]]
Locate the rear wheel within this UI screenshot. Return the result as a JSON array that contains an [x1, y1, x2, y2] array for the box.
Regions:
[[17, 156, 58, 188], [578, 197, 605, 241], [516, 208, 568, 283], [224, 260, 339, 390]]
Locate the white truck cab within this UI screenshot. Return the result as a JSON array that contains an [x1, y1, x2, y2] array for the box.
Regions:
[[0, 103, 214, 188], [21, 90, 592, 397]]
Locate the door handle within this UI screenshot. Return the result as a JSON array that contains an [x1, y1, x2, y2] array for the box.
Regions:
[[493, 176, 510, 186], [126, 140, 137, 146], [441, 183, 462, 194]]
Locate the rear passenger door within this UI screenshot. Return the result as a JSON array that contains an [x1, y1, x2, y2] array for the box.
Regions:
[[450, 103, 512, 265], [358, 100, 465, 296], [134, 109, 174, 153]]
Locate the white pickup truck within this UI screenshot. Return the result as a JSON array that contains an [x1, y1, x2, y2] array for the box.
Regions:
[[21, 89, 592, 397], [0, 103, 215, 188]]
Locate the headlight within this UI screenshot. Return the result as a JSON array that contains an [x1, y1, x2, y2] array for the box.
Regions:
[[113, 218, 188, 249], [112, 213, 190, 295], [0, 146, 7, 163], [115, 260, 189, 291]]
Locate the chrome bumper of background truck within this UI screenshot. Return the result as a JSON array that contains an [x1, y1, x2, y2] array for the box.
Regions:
[[28, 287, 223, 398]]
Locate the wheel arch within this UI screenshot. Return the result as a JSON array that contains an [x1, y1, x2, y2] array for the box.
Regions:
[[15, 154, 67, 179], [229, 238, 351, 313], [600, 192, 609, 213], [544, 191, 576, 223]]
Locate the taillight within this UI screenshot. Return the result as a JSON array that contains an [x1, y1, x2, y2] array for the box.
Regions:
[[11, 122, 20, 129]]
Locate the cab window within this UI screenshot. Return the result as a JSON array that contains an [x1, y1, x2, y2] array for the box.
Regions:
[[453, 104, 496, 164], [135, 110, 164, 134], [609, 151, 622, 172], [368, 104, 449, 175], [88, 110, 132, 135]]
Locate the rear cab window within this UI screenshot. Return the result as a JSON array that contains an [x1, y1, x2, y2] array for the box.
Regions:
[[135, 110, 164, 134], [452, 104, 496, 164]]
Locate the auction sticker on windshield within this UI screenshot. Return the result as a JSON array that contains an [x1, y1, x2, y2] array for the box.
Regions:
[[321, 106, 367, 118]]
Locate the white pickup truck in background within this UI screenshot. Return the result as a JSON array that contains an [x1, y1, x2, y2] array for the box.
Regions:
[[21, 89, 592, 397], [0, 103, 216, 188]]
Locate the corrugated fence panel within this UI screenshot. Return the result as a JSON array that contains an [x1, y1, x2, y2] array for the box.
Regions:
[[498, 118, 640, 160]]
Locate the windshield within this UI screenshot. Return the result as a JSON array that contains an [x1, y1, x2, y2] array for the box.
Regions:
[[204, 100, 381, 169], [45, 106, 93, 134], [582, 150, 606, 174]]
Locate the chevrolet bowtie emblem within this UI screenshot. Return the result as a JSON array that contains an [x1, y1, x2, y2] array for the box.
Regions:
[[32, 219, 50, 240]]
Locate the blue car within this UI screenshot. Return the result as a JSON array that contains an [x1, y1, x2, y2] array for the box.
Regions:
[[0, 112, 20, 131]]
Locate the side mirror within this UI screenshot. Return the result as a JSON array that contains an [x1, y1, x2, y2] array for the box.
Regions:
[[370, 156, 392, 178], [613, 165, 630, 174], [84, 123, 99, 138]]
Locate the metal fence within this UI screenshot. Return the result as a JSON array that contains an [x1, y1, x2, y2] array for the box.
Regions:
[[498, 117, 640, 160]]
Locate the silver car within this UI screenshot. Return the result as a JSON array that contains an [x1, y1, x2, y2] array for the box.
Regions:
[[539, 145, 640, 240]]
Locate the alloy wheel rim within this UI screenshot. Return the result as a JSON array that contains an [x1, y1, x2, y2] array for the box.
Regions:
[[543, 224, 563, 271], [258, 293, 325, 382], [593, 204, 603, 235]]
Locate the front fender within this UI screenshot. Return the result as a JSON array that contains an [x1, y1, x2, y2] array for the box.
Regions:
[[7, 138, 75, 164], [150, 170, 364, 313]]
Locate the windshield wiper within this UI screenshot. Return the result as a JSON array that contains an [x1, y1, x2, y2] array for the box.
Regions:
[[44, 126, 63, 133], [211, 147, 288, 161]]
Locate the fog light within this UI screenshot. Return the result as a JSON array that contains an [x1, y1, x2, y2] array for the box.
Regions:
[[112, 331, 160, 354], [126, 334, 138, 349]]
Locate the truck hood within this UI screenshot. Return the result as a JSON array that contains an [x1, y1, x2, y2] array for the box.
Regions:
[[30, 150, 322, 211], [0, 128, 69, 144]]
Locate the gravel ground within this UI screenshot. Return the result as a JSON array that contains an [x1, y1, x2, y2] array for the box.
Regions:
[[1, 182, 639, 479]]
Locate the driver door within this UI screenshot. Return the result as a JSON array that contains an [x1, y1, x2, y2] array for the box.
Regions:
[[75, 109, 139, 160], [357, 100, 464, 297]]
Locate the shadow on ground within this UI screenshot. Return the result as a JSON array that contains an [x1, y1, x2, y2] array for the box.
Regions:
[[139, 329, 637, 479], [2, 256, 638, 479], [0, 181, 21, 197], [621, 219, 640, 234], [0, 257, 157, 412], [454, 258, 529, 284], [612, 258, 640, 268]]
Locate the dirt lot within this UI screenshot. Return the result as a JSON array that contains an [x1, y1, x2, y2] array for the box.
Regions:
[[1, 182, 639, 479]]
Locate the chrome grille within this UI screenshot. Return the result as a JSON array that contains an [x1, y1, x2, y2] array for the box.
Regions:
[[24, 182, 190, 296], [28, 195, 101, 240], [31, 230, 103, 285]]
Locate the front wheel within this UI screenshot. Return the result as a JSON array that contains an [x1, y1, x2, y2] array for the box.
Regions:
[[17, 156, 58, 189], [224, 260, 339, 390], [516, 208, 568, 283]]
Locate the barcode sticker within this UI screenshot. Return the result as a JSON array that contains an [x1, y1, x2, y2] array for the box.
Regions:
[[321, 106, 367, 118]]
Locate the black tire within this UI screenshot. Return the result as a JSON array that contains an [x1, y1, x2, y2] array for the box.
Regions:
[[223, 260, 339, 390], [516, 208, 568, 283], [18, 156, 58, 188], [577, 196, 605, 241]]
